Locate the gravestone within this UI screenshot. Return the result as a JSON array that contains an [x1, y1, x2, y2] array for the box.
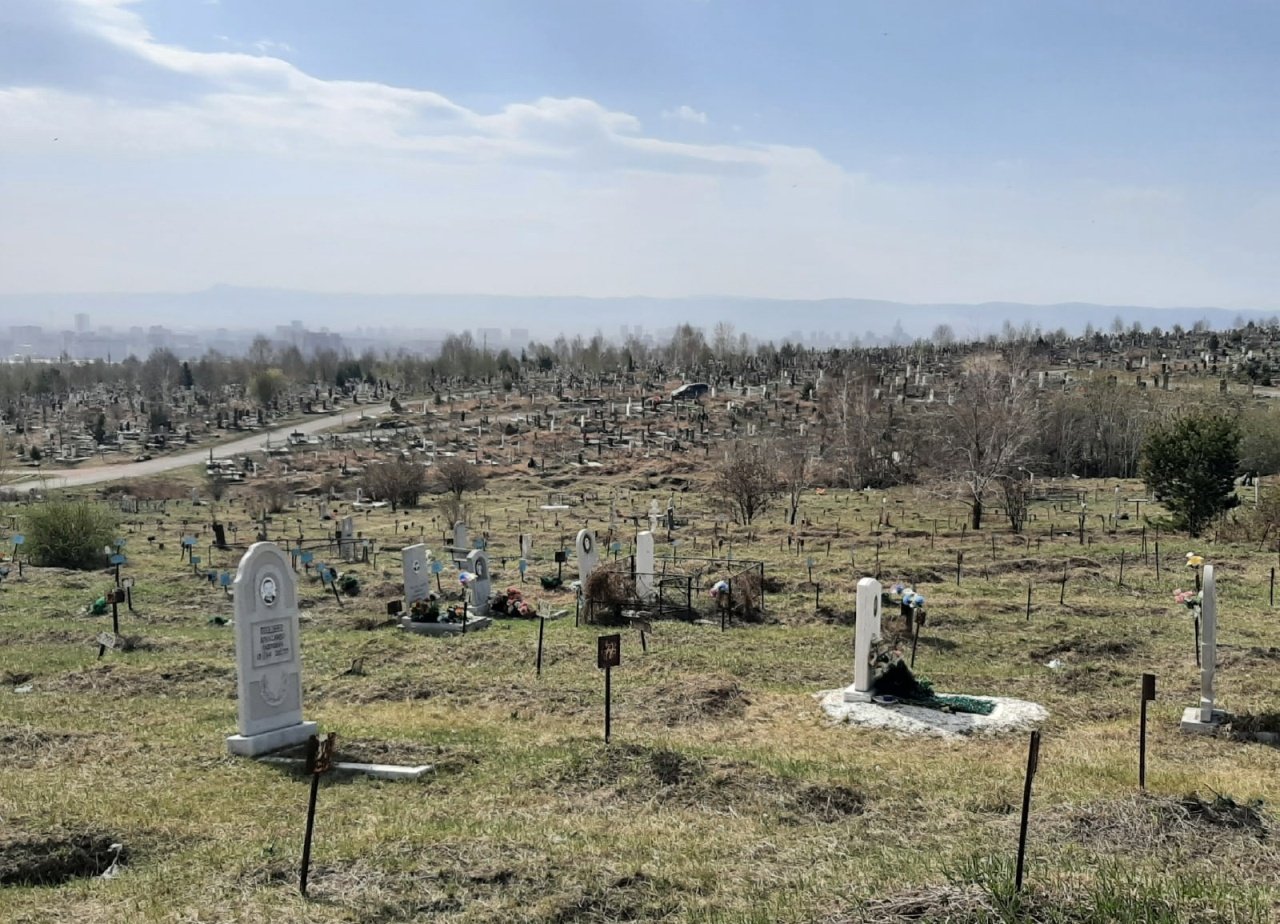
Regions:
[[635, 530, 655, 602], [402, 543, 430, 606], [211, 522, 228, 549], [843, 577, 883, 703], [340, 516, 356, 562], [576, 529, 599, 584], [519, 533, 533, 559], [1182, 564, 1227, 733], [226, 542, 317, 756], [465, 548, 491, 616], [648, 499, 661, 534], [453, 521, 468, 551]]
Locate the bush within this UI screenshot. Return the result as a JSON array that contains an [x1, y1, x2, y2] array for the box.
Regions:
[[24, 500, 117, 570]]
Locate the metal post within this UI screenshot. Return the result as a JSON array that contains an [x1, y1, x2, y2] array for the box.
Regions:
[[1015, 730, 1041, 892]]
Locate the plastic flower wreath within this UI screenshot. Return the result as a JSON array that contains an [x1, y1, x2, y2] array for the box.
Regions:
[[1185, 552, 1204, 568]]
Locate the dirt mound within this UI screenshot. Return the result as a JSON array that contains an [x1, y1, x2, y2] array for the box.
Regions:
[[0, 725, 96, 770], [367, 581, 403, 599], [1029, 637, 1139, 662], [0, 832, 127, 886], [836, 883, 997, 923], [49, 661, 235, 699], [989, 556, 1103, 576], [1051, 793, 1270, 854], [645, 676, 750, 725], [552, 743, 865, 823], [896, 567, 946, 585], [1174, 793, 1269, 834]]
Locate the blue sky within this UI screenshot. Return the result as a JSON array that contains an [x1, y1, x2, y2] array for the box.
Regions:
[[2, 0, 1279, 308]]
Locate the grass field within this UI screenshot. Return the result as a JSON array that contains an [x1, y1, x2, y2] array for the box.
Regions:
[[2, 470, 1278, 922]]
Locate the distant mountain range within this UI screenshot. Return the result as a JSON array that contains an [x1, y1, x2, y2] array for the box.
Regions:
[[0, 286, 1272, 343]]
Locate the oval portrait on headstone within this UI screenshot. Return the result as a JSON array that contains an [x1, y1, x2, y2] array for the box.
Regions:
[[260, 575, 278, 606], [582, 534, 593, 554], [412, 560, 422, 573]]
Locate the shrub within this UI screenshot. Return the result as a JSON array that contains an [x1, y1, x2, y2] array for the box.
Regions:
[[24, 500, 117, 570]]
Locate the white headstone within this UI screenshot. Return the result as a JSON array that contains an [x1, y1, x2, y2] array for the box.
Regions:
[[453, 521, 468, 551], [635, 530, 655, 602], [402, 543, 430, 605], [340, 515, 356, 562], [648, 499, 661, 534], [226, 543, 317, 756], [843, 577, 883, 703], [1200, 565, 1217, 722], [1182, 564, 1225, 733], [576, 529, 599, 584], [519, 533, 533, 559], [465, 549, 491, 616]]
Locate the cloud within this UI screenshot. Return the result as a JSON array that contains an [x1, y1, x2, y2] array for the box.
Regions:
[[0, 0, 817, 178], [662, 104, 708, 125]]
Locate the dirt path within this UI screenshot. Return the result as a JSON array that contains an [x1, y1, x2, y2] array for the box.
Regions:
[[5, 405, 391, 489]]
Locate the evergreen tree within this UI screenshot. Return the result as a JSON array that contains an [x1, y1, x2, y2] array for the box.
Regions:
[[1140, 413, 1240, 536]]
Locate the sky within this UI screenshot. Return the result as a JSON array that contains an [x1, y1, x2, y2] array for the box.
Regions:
[[2, 0, 1279, 310]]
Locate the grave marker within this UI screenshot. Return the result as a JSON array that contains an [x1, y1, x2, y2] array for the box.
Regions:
[[1181, 564, 1226, 733], [576, 528, 599, 584], [635, 531, 655, 602], [226, 542, 318, 756], [843, 577, 883, 703], [402, 544, 430, 606]]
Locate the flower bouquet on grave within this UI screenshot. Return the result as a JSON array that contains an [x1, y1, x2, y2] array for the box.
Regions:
[[889, 582, 927, 632], [408, 598, 440, 623], [1173, 588, 1202, 616]]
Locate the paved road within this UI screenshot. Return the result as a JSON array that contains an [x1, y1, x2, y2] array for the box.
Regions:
[[8, 405, 391, 489]]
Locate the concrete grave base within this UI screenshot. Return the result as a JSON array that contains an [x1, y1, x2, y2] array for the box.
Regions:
[[259, 757, 433, 781], [227, 720, 318, 757], [1180, 707, 1229, 736], [817, 690, 1047, 739], [399, 616, 493, 637], [842, 685, 874, 704]]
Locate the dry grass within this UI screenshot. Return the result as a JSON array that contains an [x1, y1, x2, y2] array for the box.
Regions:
[[1, 466, 1279, 922]]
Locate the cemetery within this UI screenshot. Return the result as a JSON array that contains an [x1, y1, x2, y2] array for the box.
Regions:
[[1, 324, 1280, 922]]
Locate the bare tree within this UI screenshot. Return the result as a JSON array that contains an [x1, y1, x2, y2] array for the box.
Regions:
[[933, 355, 1041, 530], [431, 455, 484, 501], [363, 457, 427, 512], [999, 472, 1032, 533], [713, 441, 780, 526], [779, 442, 811, 526]]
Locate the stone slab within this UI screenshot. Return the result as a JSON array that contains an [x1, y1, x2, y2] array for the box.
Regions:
[[227, 720, 318, 757], [842, 684, 873, 704], [260, 757, 433, 781], [399, 616, 493, 636], [1180, 706, 1228, 735]]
